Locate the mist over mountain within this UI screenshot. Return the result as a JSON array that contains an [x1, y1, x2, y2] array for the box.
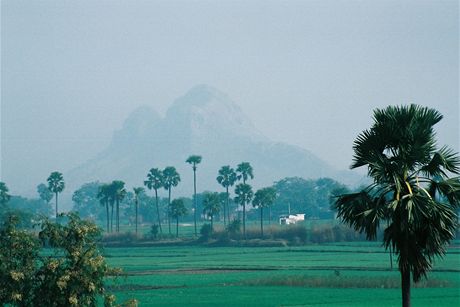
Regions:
[[67, 85, 361, 196]]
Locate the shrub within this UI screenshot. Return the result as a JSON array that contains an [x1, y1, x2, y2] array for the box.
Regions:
[[200, 224, 213, 241], [0, 213, 128, 306], [226, 219, 241, 236]]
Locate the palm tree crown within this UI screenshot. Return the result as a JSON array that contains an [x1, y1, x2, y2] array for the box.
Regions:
[[203, 192, 221, 230], [334, 104, 460, 307], [236, 162, 254, 184], [186, 155, 202, 171], [217, 166, 237, 188], [163, 167, 181, 191], [47, 172, 65, 194]]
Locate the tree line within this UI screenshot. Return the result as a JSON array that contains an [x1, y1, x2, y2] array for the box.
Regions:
[[0, 159, 347, 239]]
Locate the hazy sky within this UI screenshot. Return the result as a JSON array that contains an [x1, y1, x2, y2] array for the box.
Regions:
[[2, 0, 459, 194]]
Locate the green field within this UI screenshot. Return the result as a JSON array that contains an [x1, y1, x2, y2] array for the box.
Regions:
[[104, 242, 460, 306]]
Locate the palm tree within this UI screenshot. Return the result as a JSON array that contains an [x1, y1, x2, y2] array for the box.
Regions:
[[203, 192, 221, 232], [133, 187, 145, 236], [234, 183, 253, 239], [144, 168, 165, 234], [111, 180, 126, 233], [47, 171, 65, 218], [0, 182, 11, 208], [333, 105, 460, 307], [186, 155, 202, 237], [97, 183, 111, 232], [252, 187, 277, 238], [163, 166, 181, 235], [217, 165, 237, 225], [236, 162, 254, 184], [169, 199, 187, 237]]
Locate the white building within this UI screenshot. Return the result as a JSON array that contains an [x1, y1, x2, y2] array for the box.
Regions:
[[279, 214, 305, 225]]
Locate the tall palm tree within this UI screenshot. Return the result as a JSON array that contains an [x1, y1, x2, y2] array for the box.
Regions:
[[144, 168, 165, 234], [47, 171, 65, 218], [234, 183, 253, 239], [186, 155, 202, 237], [133, 187, 145, 236], [163, 166, 181, 235], [236, 162, 254, 184], [202, 192, 221, 232], [97, 183, 111, 232], [169, 199, 187, 238], [333, 105, 460, 307], [111, 180, 126, 233], [0, 182, 11, 209], [252, 187, 277, 238], [217, 165, 237, 225]]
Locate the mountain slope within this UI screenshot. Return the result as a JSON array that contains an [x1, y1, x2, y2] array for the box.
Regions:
[[67, 85, 361, 195]]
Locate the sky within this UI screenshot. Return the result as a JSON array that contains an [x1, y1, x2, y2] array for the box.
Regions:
[[1, 0, 459, 195]]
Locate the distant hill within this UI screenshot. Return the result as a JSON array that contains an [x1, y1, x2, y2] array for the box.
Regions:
[[67, 85, 362, 195]]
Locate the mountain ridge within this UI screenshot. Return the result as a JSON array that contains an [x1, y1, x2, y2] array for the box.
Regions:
[[67, 85, 362, 195]]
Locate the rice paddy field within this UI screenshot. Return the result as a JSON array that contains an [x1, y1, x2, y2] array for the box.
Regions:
[[104, 241, 460, 306]]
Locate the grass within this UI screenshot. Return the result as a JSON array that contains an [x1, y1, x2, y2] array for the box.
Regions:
[[103, 242, 460, 306]]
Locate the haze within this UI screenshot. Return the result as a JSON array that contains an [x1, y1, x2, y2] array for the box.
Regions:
[[1, 0, 459, 195]]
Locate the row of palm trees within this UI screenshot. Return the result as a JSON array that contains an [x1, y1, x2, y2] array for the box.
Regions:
[[140, 158, 277, 238]]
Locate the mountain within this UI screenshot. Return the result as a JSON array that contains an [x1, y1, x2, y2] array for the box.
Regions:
[[67, 85, 361, 196]]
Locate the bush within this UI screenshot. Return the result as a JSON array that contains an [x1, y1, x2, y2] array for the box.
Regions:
[[226, 219, 241, 236], [0, 213, 130, 306], [200, 224, 213, 241], [150, 224, 159, 239]]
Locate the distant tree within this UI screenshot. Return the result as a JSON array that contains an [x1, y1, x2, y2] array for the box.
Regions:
[[144, 168, 165, 234], [72, 182, 104, 221], [216, 165, 237, 225], [97, 184, 111, 232], [234, 183, 253, 239], [0, 182, 11, 211], [37, 183, 53, 206], [169, 199, 187, 237], [202, 192, 221, 231], [334, 105, 460, 307], [163, 167, 181, 235], [186, 155, 202, 237], [133, 187, 145, 235], [47, 172, 65, 218], [252, 187, 277, 238], [111, 181, 126, 233], [236, 162, 254, 184]]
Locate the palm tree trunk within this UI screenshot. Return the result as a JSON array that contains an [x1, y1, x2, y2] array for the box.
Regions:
[[155, 190, 162, 234], [111, 204, 114, 233], [211, 214, 214, 232], [401, 268, 411, 307], [106, 202, 109, 232], [168, 188, 171, 235], [226, 187, 230, 223], [116, 199, 120, 233], [260, 207, 264, 238], [223, 195, 227, 226], [176, 217, 179, 237], [135, 198, 138, 236], [269, 206, 272, 225], [55, 192, 58, 218], [193, 168, 197, 237], [243, 201, 246, 240]]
